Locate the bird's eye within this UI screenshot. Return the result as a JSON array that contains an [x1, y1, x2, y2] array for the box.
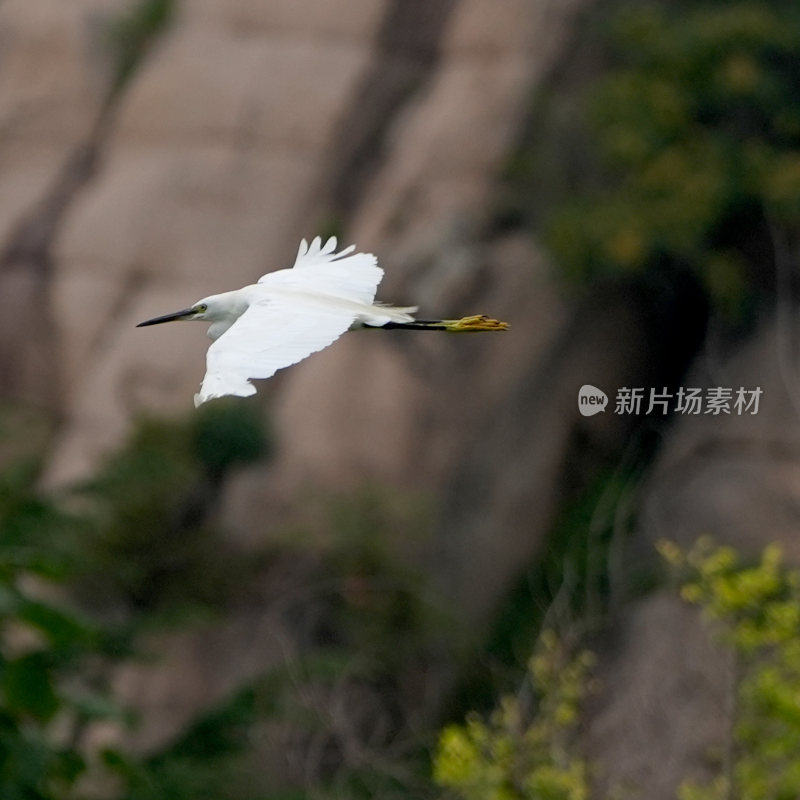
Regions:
[[196, 304, 208, 313]]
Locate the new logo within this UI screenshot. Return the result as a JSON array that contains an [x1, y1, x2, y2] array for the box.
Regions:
[[578, 385, 608, 416]]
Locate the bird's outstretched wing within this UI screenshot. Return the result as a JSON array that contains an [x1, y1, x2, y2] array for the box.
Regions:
[[258, 236, 383, 306], [194, 294, 357, 406]]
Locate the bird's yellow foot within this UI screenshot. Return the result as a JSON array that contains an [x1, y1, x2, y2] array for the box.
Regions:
[[443, 315, 509, 332]]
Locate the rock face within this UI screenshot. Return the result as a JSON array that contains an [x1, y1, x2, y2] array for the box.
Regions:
[[37, 0, 590, 489], [0, 0, 116, 406]]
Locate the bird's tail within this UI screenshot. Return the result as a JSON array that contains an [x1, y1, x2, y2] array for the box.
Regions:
[[380, 314, 509, 332]]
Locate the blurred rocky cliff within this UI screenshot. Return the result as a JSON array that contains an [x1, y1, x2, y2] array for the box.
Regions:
[[1, 1, 799, 798]]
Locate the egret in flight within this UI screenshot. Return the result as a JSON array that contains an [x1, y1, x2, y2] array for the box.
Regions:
[[137, 236, 508, 406]]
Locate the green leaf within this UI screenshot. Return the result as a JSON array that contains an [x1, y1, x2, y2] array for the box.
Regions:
[[2, 653, 59, 722], [16, 599, 96, 652]]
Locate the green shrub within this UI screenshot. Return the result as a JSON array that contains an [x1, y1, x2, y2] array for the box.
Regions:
[[660, 537, 800, 800], [512, 0, 800, 318], [434, 631, 593, 800]]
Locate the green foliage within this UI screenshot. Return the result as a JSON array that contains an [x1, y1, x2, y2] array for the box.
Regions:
[[434, 631, 593, 800], [245, 488, 445, 799], [107, 0, 176, 94], [76, 405, 268, 614], [660, 537, 800, 800], [514, 0, 800, 317], [193, 400, 269, 479], [434, 536, 800, 800], [93, 485, 442, 800], [104, 685, 266, 800], [0, 394, 448, 800], [324, 488, 439, 667], [0, 461, 126, 798], [476, 461, 640, 709], [0, 399, 273, 800]]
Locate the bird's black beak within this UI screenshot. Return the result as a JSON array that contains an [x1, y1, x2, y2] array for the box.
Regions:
[[136, 308, 197, 327]]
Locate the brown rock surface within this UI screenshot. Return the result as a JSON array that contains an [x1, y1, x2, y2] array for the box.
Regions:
[[0, 0, 112, 242], [0, 0, 116, 404], [37, 0, 591, 490]]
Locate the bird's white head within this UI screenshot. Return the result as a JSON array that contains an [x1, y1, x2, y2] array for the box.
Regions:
[[136, 293, 233, 328]]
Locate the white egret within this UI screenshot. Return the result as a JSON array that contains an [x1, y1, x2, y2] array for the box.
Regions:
[[137, 236, 508, 406]]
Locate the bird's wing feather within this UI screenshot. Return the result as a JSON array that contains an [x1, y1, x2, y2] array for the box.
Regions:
[[258, 237, 383, 305], [291, 236, 356, 267], [195, 293, 357, 406]]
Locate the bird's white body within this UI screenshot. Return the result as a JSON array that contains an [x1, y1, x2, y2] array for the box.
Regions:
[[140, 237, 414, 406], [136, 236, 506, 406], [201, 283, 413, 342]]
